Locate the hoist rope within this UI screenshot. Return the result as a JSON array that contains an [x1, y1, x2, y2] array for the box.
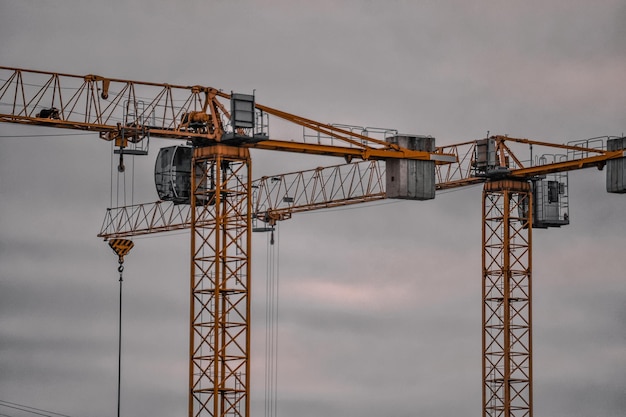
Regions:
[[108, 143, 135, 417], [117, 261, 124, 417], [109, 144, 135, 210], [264, 225, 280, 417], [109, 142, 114, 209]]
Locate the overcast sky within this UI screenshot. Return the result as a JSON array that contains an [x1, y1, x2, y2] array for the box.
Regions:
[[1, 1, 625, 416]]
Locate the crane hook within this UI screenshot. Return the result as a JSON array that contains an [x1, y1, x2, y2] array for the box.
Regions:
[[117, 150, 125, 173]]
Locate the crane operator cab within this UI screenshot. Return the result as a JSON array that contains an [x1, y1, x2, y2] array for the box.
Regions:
[[155, 145, 193, 204], [529, 176, 570, 228], [154, 145, 214, 206], [518, 154, 570, 229]]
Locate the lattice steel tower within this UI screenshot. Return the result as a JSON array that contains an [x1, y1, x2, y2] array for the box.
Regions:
[[189, 145, 252, 417], [482, 180, 533, 417]]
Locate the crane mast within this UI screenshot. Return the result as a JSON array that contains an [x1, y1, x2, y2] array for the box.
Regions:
[[1, 66, 625, 417], [190, 145, 252, 417], [482, 180, 533, 416]]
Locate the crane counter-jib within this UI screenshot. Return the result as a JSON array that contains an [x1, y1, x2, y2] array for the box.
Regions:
[[245, 139, 457, 162]]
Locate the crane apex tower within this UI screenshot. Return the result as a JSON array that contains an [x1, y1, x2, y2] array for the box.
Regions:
[[385, 135, 436, 200]]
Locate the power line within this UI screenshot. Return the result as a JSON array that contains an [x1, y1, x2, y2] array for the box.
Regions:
[[0, 400, 73, 417], [0, 133, 94, 138]]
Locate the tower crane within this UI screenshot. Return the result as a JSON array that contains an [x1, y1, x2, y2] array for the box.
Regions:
[[1, 66, 624, 417]]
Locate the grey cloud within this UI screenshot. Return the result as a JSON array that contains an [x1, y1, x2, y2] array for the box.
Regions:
[[1, 1, 625, 416]]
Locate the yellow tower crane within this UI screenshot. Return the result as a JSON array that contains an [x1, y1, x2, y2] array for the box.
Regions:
[[1, 66, 624, 417]]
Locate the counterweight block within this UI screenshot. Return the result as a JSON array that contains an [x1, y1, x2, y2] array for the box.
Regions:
[[385, 135, 436, 200], [607, 137, 626, 193]]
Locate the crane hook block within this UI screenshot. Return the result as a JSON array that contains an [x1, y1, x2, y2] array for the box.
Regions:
[[108, 238, 134, 263]]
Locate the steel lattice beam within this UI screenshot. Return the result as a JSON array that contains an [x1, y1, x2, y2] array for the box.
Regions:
[[189, 145, 251, 417], [482, 180, 533, 417]]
